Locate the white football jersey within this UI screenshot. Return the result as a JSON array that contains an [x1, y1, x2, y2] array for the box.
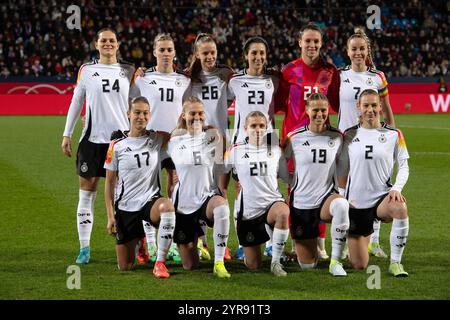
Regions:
[[131, 67, 191, 133], [187, 65, 234, 136], [224, 135, 286, 221], [339, 66, 388, 132], [63, 60, 134, 143], [228, 69, 279, 143], [168, 131, 219, 214], [104, 131, 163, 212], [284, 126, 343, 209], [340, 124, 409, 208]]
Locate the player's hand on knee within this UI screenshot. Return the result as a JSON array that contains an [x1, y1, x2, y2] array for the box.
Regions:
[[61, 136, 72, 157], [388, 190, 406, 203]]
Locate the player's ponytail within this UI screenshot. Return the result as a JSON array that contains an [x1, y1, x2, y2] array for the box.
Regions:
[[347, 27, 376, 69], [187, 33, 217, 82]]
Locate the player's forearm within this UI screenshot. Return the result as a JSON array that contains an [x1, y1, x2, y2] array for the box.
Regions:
[[381, 96, 395, 127], [392, 158, 409, 192], [63, 87, 85, 137], [104, 172, 116, 219]]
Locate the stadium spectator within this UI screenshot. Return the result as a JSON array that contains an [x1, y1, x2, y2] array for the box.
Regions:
[[0, 1, 447, 79]]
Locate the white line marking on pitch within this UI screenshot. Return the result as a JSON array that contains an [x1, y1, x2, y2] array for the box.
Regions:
[[399, 125, 450, 131], [411, 152, 450, 156]]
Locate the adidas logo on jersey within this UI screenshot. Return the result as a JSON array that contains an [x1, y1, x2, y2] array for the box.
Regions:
[[92, 72, 100, 77], [179, 145, 187, 150], [302, 141, 310, 146], [149, 80, 157, 85], [242, 153, 250, 158], [352, 138, 360, 142], [241, 83, 249, 88], [343, 78, 350, 83], [124, 147, 132, 152]]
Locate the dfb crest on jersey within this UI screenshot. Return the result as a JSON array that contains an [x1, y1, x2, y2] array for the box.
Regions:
[[81, 162, 88, 173], [119, 68, 126, 78], [246, 232, 255, 243], [378, 134, 386, 143], [366, 78, 374, 86], [265, 80, 272, 89], [328, 139, 336, 148], [177, 231, 186, 242], [295, 226, 303, 237], [175, 79, 182, 87]]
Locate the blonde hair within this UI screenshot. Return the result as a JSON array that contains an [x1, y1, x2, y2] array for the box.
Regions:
[[357, 89, 380, 104], [174, 96, 205, 132], [245, 111, 267, 127], [306, 92, 329, 107], [347, 27, 376, 68], [153, 33, 174, 49]]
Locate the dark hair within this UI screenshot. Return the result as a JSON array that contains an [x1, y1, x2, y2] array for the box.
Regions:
[[298, 22, 324, 41], [188, 33, 217, 82], [129, 96, 150, 111], [306, 92, 329, 107], [95, 28, 118, 42], [243, 36, 269, 55], [347, 27, 376, 68]]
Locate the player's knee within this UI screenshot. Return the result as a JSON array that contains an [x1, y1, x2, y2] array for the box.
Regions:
[[330, 198, 350, 226], [276, 210, 289, 227], [158, 198, 175, 213], [213, 203, 230, 220], [390, 203, 408, 220]]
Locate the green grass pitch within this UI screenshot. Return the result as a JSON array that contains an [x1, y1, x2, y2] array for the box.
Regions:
[[0, 114, 449, 299]]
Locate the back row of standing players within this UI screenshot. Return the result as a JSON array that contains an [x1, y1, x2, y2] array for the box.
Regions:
[[62, 22, 410, 278]]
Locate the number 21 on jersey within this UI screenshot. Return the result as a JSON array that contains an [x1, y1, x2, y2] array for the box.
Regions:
[[304, 85, 318, 100]]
